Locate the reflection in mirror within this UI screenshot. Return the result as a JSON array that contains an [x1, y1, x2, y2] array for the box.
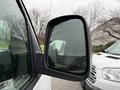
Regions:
[[0, 20, 12, 80], [48, 19, 87, 75], [49, 40, 66, 55]]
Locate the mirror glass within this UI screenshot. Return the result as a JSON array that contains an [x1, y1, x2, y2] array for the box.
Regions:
[[48, 19, 87, 75]]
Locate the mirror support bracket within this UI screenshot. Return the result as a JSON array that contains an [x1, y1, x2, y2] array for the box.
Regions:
[[35, 51, 44, 73]]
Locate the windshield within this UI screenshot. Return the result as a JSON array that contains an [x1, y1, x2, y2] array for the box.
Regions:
[[105, 40, 120, 55]]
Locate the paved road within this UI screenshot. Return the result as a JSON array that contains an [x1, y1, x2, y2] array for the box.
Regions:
[[51, 77, 83, 90]]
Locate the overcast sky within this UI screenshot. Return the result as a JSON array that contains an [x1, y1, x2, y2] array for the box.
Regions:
[[23, 0, 120, 19]]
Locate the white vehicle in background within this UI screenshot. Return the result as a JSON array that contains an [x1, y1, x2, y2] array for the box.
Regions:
[[82, 40, 120, 90]]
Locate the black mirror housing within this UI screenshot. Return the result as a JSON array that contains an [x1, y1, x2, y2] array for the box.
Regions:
[[36, 15, 91, 81]]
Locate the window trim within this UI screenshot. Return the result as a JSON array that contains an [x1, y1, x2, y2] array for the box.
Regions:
[[16, 0, 41, 90]]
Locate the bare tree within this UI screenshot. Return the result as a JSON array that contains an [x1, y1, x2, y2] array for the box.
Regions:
[[0, 21, 8, 41], [5, 16, 27, 42], [29, 9, 48, 34], [29, 9, 49, 44], [74, 1, 120, 45], [74, 1, 104, 30], [109, 9, 120, 19], [100, 8, 120, 40]]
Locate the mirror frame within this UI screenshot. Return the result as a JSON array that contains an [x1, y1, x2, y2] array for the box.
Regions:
[[37, 15, 91, 81]]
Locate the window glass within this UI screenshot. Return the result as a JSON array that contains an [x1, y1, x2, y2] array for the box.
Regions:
[[0, 0, 31, 90], [105, 41, 120, 55], [23, 0, 50, 54]]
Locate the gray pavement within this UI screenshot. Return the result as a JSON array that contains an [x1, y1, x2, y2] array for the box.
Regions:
[[51, 77, 83, 90]]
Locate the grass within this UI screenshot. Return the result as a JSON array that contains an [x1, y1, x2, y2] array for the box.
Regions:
[[40, 45, 44, 54], [0, 41, 9, 49]]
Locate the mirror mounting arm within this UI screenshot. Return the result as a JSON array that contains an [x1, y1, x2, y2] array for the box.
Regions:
[[35, 15, 91, 81], [35, 51, 44, 73]]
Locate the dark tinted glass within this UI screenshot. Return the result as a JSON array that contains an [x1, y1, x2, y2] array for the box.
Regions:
[[0, 0, 30, 89], [48, 19, 87, 74]]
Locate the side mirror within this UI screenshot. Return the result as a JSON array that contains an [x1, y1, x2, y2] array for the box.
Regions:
[[36, 15, 91, 81]]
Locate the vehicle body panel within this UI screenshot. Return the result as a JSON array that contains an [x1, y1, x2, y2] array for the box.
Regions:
[[33, 75, 51, 90], [86, 52, 120, 90]]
